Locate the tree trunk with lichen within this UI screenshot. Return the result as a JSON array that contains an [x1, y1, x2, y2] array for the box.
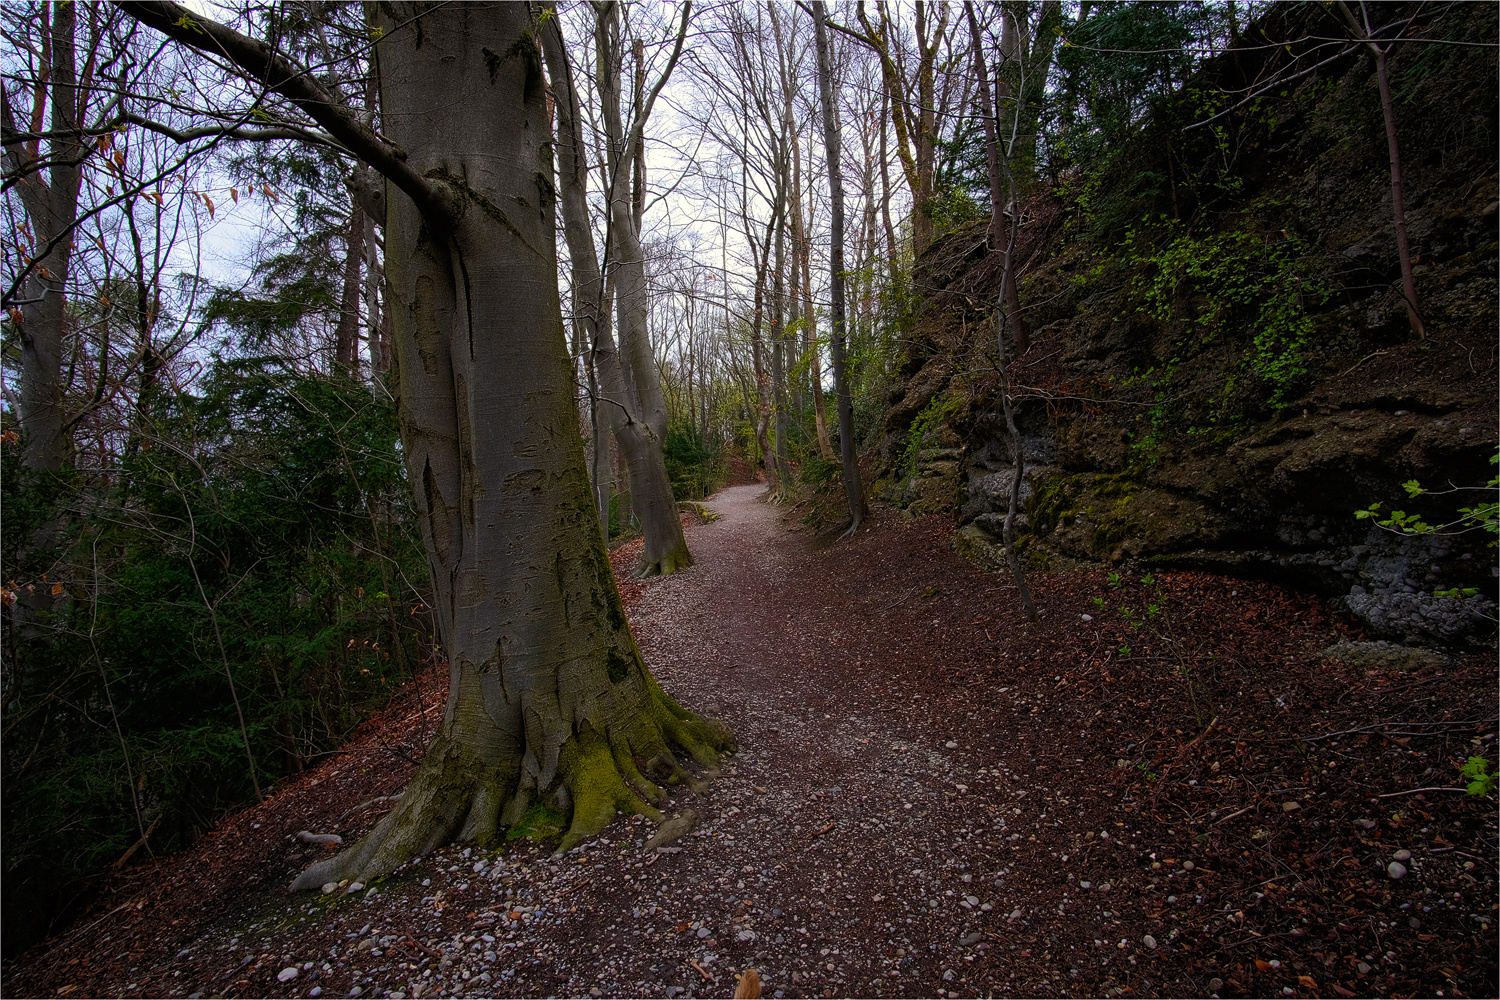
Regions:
[[288, 4, 725, 892]]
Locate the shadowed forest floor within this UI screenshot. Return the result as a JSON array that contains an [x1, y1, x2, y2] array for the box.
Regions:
[[4, 483, 1496, 999]]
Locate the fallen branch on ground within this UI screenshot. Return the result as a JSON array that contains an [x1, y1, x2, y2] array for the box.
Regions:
[[1377, 787, 1468, 798]]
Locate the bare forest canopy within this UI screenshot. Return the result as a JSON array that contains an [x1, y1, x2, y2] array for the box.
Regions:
[[2, 0, 1495, 967]]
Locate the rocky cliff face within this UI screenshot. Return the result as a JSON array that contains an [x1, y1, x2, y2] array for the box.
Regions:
[[880, 4, 1497, 647]]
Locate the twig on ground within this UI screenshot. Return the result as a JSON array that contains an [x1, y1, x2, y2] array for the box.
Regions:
[[1372, 676, 1449, 697], [1215, 802, 1261, 825], [559, 878, 592, 896], [1338, 350, 1387, 377], [881, 587, 920, 611], [688, 959, 716, 982], [1183, 716, 1219, 753], [1219, 929, 1307, 950], [810, 822, 837, 838], [1377, 787, 1468, 798], [404, 927, 442, 959]]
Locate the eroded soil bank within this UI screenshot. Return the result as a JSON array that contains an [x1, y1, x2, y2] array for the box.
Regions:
[[4, 484, 1496, 999]]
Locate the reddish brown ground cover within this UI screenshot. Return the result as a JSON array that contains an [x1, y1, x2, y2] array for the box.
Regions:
[[4, 485, 1495, 1000]]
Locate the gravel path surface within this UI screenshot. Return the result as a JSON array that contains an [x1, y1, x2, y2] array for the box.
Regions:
[[621, 482, 1018, 999]]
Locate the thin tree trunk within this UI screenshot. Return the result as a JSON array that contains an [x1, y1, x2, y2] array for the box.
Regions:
[[7, 1, 82, 472], [990, 6, 1028, 355], [793, 132, 835, 459], [542, 19, 613, 542], [966, 0, 1036, 619], [748, 224, 775, 478], [814, 1, 867, 534], [334, 204, 364, 371], [1335, 1, 1425, 338], [879, 87, 898, 275], [771, 170, 791, 489]]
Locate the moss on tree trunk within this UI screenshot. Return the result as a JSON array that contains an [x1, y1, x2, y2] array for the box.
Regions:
[[287, 3, 726, 892]]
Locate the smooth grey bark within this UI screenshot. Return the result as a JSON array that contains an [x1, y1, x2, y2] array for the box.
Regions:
[[124, 1, 727, 890], [813, 1, 867, 535], [3, 1, 82, 472], [593, 1, 695, 576], [966, 0, 1036, 620], [546, 10, 687, 574], [541, 15, 616, 543]]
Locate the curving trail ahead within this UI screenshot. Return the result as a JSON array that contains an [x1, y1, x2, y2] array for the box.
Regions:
[[591, 482, 1072, 999]]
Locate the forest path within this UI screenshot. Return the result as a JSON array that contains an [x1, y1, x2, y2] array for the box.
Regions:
[[606, 482, 1056, 999], [12, 484, 1494, 1000]]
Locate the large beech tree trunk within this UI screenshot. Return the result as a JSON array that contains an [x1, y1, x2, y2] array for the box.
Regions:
[[280, 4, 724, 890]]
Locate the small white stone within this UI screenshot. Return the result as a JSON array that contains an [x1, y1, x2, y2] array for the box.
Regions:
[[1081, 614, 1093, 622], [1392, 849, 1411, 862], [1142, 935, 1157, 950], [1281, 801, 1300, 812], [1387, 861, 1408, 879], [348, 882, 365, 892], [945, 741, 959, 749], [1181, 861, 1195, 871], [321, 882, 339, 895], [277, 967, 299, 983]]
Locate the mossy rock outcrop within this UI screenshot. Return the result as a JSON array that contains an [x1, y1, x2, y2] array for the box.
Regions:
[[883, 2, 1497, 648]]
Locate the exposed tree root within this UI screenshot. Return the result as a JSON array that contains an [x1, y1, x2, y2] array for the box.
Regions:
[[638, 542, 694, 578], [289, 679, 728, 892]]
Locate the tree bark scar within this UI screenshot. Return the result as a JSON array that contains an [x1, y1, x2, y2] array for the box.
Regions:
[[427, 168, 542, 257], [422, 457, 451, 563], [453, 241, 476, 360]]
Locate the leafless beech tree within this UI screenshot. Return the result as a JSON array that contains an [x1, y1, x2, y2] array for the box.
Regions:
[[118, 1, 727, 890], [590, 1, 697, 574]]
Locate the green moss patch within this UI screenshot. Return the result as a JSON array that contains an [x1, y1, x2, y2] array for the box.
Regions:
[[506, 802, 566, 843]]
